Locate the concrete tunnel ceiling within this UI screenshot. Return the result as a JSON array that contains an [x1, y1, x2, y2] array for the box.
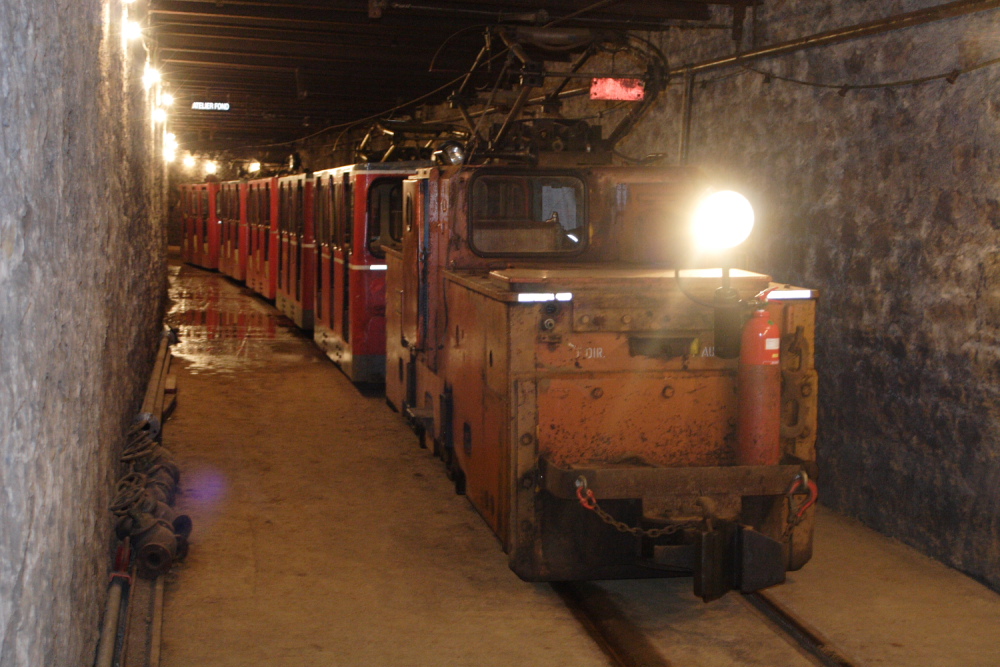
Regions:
[[146, 0, 757, 155]]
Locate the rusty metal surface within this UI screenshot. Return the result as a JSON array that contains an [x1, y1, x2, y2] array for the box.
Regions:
[[540, 458, 804, 500], [537, 371, 739, 467], [445, 281, 509, 535], [387, 164, 821, 583]]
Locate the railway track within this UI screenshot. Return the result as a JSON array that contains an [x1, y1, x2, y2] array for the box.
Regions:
[[554, 582, 858, 667], [741, 591, 857, 667]]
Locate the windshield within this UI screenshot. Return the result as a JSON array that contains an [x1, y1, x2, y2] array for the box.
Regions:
[[469, 173, 585, 256]]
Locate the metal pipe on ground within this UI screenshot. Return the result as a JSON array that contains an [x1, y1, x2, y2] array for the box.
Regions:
[[94, 578, 126, 667], [94, 542, 131, 667]]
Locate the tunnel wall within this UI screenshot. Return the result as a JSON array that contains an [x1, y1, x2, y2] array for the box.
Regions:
[[582, 0, 1000, 588], [0, 1, 166, 665]]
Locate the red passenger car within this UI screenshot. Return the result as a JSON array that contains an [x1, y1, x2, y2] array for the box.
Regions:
[[245, 176, 279, 300], [180, 184, 198, 265], [275, 173, 315, 330], [312, 163, 426, 383], [217, 180, 245, 280], [180, 181, 220, 270]]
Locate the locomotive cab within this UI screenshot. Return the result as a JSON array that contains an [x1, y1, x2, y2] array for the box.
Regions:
[[385, 164, 818, 601]]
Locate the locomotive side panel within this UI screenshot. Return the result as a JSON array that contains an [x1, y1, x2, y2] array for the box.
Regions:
[[445, 280, 512, 539], [384, 245, 407, 412]]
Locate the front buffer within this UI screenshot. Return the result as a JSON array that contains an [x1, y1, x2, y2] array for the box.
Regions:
[[526, 459, 813, 601]]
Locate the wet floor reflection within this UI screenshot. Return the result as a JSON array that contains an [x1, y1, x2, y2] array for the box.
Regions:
[[166, 263, 313, 374]]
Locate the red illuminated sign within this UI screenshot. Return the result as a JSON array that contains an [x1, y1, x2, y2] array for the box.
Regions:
[[590, 78, 645, 101]]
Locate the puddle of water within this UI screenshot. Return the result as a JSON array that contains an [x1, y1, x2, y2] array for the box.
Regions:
[[166, 264, 313, 374]]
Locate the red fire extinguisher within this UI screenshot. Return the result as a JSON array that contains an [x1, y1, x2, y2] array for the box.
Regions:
[[737, 308, 782, 466]]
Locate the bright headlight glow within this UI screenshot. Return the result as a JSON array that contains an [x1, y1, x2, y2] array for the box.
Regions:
[[691, 190, 755, 251], [152, 107, 167, 123], [182, 155, 196, 169], [204, 161, 218, 175], [248, 161, 261, 173]]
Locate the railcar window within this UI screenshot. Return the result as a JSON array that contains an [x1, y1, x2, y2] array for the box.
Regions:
[[344, 179, 354, 246], [279, 184, 288, 233], [263, 186, 271, 262], [469, 174, 585, 256], [367, 178, 403, 257], [295, 182, 304, 236], [317, 177, 333, 245], [201, 189, 209, 239], [233, 189, 240, 250], [314, 179, 324, 245], [249, 186, 258, 226]]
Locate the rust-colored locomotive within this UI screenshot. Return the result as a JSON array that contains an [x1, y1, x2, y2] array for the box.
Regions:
[[385, 164, 818, 600]]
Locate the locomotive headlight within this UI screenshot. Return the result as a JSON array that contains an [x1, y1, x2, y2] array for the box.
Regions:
[[433, 141, 466, 166], [691, 190, 755, 251]]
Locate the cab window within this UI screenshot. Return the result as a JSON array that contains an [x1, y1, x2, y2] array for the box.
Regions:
[[367, 178, 403, 257], [469, 173, 585, 256]]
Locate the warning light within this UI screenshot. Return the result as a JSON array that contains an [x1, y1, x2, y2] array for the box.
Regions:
[[590, 78, 645, 101]]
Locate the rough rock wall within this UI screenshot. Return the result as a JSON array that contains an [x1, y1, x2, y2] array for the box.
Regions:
[[579, 0, 1000, 588], [0, 1, 166, 665]]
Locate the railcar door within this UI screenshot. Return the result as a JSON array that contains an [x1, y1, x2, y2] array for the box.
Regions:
[[332, 172, 353, 346], [207, 182, 220, 270], [247, 184, 259, 291], [277, 182, 290, 310], [313, 175, 330, 334], [287, 181, 302, 319], [354, 175, 403, 382], [180, 188, 190, 262], [197, 185, 208, 267], [265, 180, 278, 300], [220, 184, 232, 276], [300, 176, 316, 330], [237, 183, 249, 282]]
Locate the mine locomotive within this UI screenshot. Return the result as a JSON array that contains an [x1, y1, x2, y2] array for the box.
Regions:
[[177, 25, 819, 601], [383, 157, 818, 601]]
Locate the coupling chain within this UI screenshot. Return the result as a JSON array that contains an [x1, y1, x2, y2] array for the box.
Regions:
[[575, 476, 696, 538]]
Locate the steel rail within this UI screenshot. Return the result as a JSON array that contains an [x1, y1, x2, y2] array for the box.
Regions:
[[742, 591, 858, 667], [552, 582, 675, 667]]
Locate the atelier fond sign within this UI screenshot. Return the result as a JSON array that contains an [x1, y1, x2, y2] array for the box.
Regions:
[[191, 102, 231, 111]]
